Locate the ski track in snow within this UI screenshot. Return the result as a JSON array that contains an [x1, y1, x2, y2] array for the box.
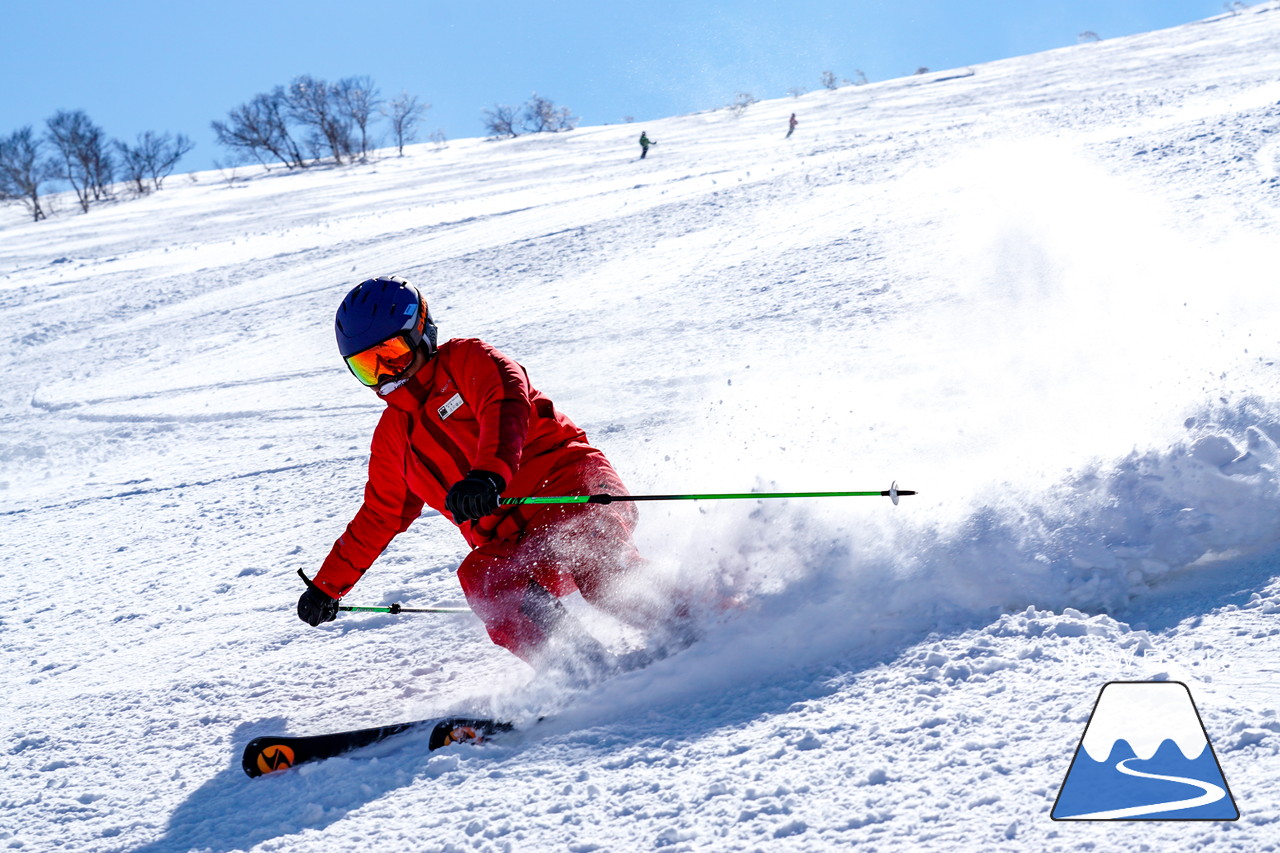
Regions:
[[3, 8, 1280, 852]]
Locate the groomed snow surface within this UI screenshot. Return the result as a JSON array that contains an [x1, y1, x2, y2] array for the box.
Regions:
[[4, 7, 1280, 852]]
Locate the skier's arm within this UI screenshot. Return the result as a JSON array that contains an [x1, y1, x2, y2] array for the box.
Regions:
[[455, 340, 532, 486], [313, 414, 425, 598]]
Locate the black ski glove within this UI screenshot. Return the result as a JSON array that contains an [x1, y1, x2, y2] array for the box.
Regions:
[[297, 586, 339, 627], [445, 470, 506, 523]]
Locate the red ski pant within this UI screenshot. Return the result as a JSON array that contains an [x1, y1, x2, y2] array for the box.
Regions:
[[455, 456, 647, 662]]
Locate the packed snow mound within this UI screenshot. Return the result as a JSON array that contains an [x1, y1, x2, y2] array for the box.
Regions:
[[592, 401, 1280, 701]]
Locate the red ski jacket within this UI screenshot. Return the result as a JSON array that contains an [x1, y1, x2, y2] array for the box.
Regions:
[[313, 338, 600, 598]]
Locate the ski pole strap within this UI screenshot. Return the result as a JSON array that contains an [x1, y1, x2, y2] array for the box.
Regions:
[[501, 485, 916, 506], [297, 567, 323, 593]]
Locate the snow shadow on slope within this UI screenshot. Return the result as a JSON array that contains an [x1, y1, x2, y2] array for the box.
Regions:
[[127, 719, 462, 853]]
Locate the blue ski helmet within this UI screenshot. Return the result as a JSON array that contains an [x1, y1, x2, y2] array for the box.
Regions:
[[334, 275, 438, 360]]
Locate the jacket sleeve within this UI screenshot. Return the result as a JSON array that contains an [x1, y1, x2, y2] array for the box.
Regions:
[[313, 412, 424, 598], [457, 340, 532, 485]]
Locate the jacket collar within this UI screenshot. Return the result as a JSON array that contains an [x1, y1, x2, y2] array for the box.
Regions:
[[379, 355, 439, 412]]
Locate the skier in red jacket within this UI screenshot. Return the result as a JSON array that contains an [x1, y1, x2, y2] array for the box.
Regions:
[[297, 275, 662, 669]]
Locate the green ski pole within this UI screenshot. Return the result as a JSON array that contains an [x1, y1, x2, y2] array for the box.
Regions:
[[297, 569, 470, 615], [501, 481, 916, 507], [337, 603, 470, 615]]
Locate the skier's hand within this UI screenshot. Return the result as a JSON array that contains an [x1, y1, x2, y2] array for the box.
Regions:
[[297, 586, 339, 627], [445, 470, 506, 523]]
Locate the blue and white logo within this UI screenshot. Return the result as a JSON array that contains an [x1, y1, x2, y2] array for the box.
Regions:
[[1052, 681, 1238, 820]]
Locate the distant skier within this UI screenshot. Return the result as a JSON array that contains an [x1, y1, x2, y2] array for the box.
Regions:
[[786, 113, 798, 138], [639, 131, 656, 159], [297, 275, 675, 671]]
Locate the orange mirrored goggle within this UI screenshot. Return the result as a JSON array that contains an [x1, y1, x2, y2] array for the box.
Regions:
[[344, 334, 416, 386]]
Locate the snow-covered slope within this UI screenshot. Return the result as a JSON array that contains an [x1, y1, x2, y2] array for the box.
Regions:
[[3, 8, 1280, 851]]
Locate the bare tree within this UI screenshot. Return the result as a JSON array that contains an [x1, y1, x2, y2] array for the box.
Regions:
[[132, 131, 194, 190], [820, 70, 838, 90], [383, 90, 428, 156], [115, 136, 149, 193], [1077, 31, 1101, 43], [212, 151, 249, 187], [285, 75, 352, 164], [520, 93, 577, 133], [521, 93, 553, 133], [728, 92, 758, 117], [45, 110, 89, 210], [212, 90, 307, 169], [46, 110, 113, 212], [482, 104, 520, 138], [335, 76, 381, 161], [86, 127, 114, 200], [787, 86, 807, 98], [0, 127, 51, 221], [117, 131, 189, 193]]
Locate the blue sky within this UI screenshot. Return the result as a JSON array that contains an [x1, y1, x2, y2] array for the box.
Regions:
[[2, 0, 1228, 176]]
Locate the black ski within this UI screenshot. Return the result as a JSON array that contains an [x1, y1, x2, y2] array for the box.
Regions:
[[242, 716, 513, 777]]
